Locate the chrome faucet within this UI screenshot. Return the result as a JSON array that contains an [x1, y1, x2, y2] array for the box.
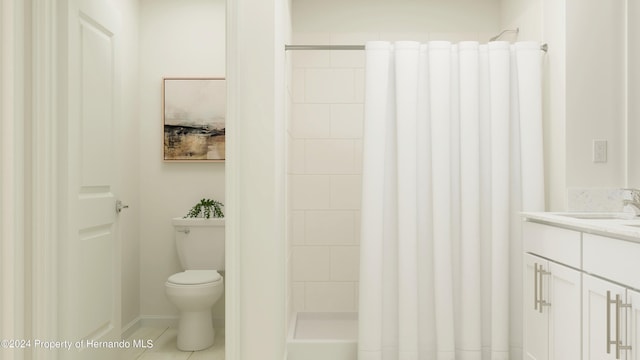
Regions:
[[622, 188, 640, 216]]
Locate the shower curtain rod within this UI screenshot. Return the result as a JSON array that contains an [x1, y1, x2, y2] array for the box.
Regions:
[[284, 43, 549, 52]]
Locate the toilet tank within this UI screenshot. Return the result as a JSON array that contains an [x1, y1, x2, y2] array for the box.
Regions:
[[172, 218, 225, 270]]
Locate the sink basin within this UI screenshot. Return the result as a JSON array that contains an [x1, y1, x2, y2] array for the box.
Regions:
[[555, 212, 633, 220]]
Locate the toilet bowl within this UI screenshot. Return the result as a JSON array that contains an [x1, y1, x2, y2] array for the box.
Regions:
[[166, 217, 225, 351], [165, 270, 224, 351]]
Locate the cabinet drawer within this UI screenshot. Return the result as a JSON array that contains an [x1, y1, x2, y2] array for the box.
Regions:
[[583, 233, 640, 290], [523, 221, 581, 268]]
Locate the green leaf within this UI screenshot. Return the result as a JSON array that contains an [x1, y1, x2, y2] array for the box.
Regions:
[[184, 198, 225, 218]]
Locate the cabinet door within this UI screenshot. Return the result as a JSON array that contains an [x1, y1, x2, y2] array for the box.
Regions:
[[583, 274, 627, 360], [627, 289, 640, 360], [548, 261, 581, 360], [524, 254, 549, 360]]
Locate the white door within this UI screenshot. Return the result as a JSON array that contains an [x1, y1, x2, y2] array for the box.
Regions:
[[524, 254, 549, 360], [58, 0, 122, 359], [547, 261, 581, 360], [583, 274, 627, 360]]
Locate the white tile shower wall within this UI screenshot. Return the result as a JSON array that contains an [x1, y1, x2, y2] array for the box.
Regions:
[[288, 33, 365, 313]]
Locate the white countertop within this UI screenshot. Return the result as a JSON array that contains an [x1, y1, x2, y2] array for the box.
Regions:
[[522, 212, 640, 241]]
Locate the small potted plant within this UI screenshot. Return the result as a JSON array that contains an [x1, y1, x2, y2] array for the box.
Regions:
[[184, 198, 224, 219]]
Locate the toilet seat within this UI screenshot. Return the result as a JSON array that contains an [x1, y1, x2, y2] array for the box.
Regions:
[[167, 270, 221, 285]]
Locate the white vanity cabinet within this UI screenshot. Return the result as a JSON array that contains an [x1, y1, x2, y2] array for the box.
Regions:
[[628, 289, 640, 360], [523, 253, 581, 360], [582, 274, 629, 360], [582, 233, 640, 360], [523, 216, 640, 360], [582, 276, 640, 360], [523, 222, 582, 360]]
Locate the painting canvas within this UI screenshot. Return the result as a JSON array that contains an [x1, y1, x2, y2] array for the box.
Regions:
[[163, 77, 226, 161]]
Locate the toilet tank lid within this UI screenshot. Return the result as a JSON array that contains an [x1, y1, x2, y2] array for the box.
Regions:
[[167, 270, 221, 285], [172, 217, 225, 227]]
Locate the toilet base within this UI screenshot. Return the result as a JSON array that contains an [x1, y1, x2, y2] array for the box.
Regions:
[[177, 311, 215, 351]]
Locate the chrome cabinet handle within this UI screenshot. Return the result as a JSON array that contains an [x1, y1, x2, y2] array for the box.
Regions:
[[616, 294, 621, 359], [607, 291, 632, 359], [176, 228, 190, 234], [535, 263, 551, 313], [620, 298, 632, 358]]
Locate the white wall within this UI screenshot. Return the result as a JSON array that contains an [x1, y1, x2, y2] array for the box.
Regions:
[[113, 0, 141, 331], [504, 0, 630, 210], [629, 0, 640, 188], [1, 0, 27, 349], [284, 0, 295, 333], [541, 0, 567, 211], [501, 0, 543, 40], [566, 0, 626, 189], [226, 0, 288, 357], [138, 0, 226, 321], [293, 0, 501, 36]]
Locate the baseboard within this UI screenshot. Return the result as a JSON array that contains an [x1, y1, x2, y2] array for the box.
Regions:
[[120, 316, 177, 339], [121, 316, 142, 339], [140, 315, 180, 329], [121, 315, 225, 339]]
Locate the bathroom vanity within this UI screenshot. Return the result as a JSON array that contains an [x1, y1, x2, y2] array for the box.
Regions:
[[522, 212, 640, 360]]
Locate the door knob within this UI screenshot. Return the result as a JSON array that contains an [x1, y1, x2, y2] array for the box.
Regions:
[[116, 200, 129, 213]]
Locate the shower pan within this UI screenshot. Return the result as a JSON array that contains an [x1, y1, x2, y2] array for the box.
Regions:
[[287, 312, 357, 360]]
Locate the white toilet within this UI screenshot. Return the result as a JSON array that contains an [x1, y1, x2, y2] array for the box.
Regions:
[[165, 217, 225, 351]]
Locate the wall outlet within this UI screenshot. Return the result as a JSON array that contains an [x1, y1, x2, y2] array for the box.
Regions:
[[593, 140, 607, 163]]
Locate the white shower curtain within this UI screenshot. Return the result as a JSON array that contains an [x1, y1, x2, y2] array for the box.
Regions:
[[358, 41, 545, 360]]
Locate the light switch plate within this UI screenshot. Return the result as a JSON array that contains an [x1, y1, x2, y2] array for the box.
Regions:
[[593, 140, 607, 163]]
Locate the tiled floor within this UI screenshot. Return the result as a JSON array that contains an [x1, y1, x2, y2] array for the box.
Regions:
[[121, 326, 225, 360]]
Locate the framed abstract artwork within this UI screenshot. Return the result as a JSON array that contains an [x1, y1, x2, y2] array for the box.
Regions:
[[162, 77, 226, 162]]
